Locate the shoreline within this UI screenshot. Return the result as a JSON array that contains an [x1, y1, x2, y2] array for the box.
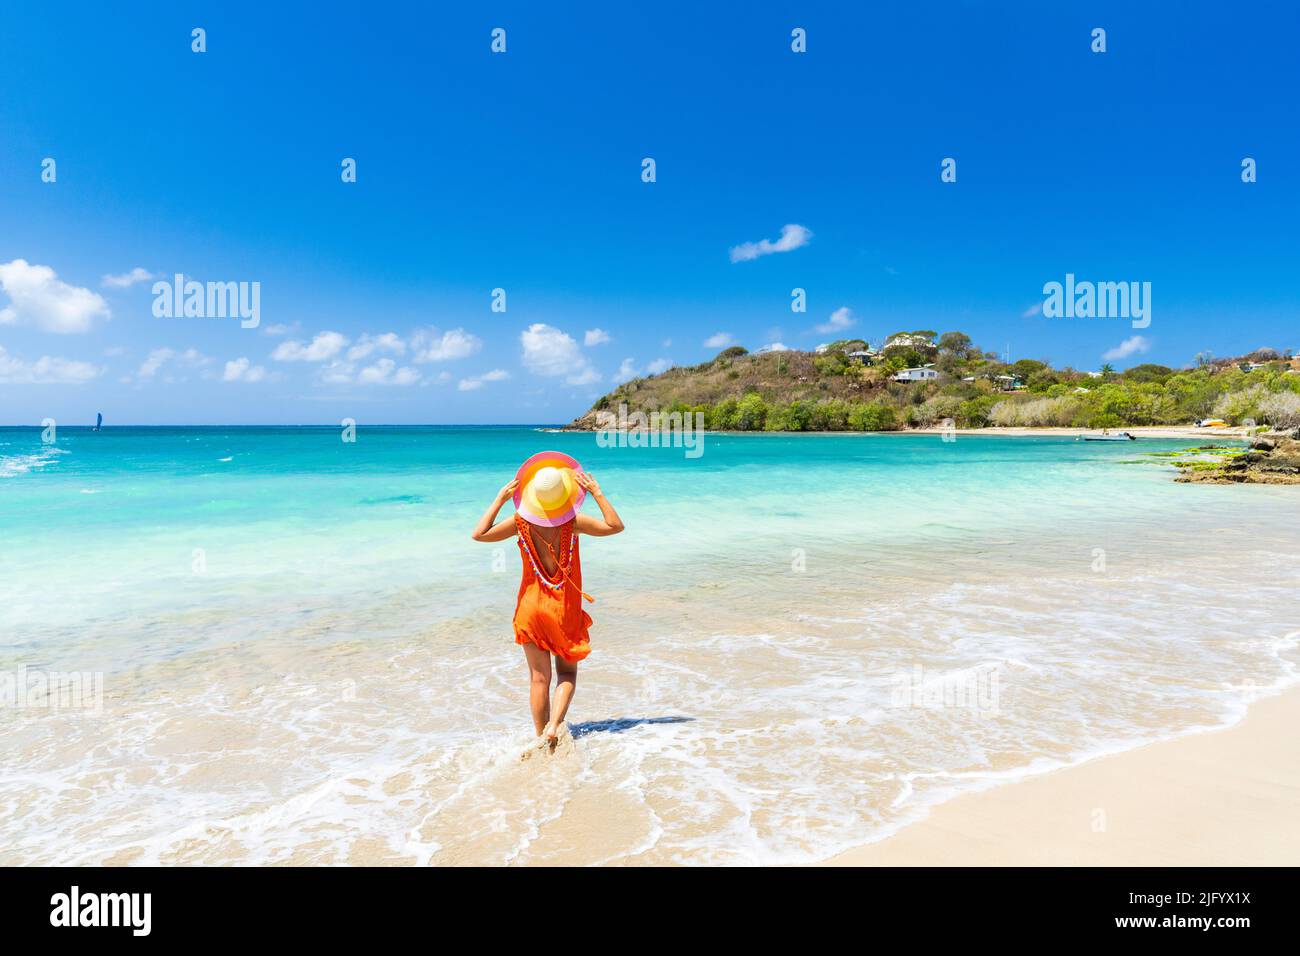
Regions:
[[559, 424, 1252, 440], [901, 424, 1250, 439], [821, 687, 1300, 866]]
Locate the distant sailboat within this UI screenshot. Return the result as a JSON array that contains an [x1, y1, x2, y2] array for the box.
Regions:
[[93, 412, 103, 432]]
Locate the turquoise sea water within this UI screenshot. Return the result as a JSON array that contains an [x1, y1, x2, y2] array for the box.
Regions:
[[2, 426, 1298, 864]]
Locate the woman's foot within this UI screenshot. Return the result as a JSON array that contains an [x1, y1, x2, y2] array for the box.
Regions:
[[543, 720, 560, 751]]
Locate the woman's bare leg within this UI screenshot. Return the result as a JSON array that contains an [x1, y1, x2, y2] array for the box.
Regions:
[[522, 643, 552, 736], [544, 656, 577, 744]]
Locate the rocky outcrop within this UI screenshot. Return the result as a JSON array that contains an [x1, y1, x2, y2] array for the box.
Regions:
[[1176, 431, 1300, 484]]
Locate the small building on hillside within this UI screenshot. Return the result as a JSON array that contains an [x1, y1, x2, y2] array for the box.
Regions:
[[884, 332, 937, 351], [892, 366, 939, 382], [996, 375, 1026, 391], [846, 348, 879, 365]]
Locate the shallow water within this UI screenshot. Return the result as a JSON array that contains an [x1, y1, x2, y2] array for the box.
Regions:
[[1, 426, 1296, 864]]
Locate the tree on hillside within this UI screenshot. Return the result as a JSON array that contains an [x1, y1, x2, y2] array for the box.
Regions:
[[1123, 363, 1174, 384], [734, 393, 768, 430], [884, 349, 925, 370], [1011, 358, 1047, 376], [717, 346, 748, 360], [826, 339, 867, 353], [938, 331, 974, 358]]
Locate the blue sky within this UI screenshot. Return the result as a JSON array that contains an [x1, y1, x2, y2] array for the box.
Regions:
[[2, 1, 1296, 424]]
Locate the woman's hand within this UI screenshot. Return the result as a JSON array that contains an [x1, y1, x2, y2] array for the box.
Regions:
[[574, 471, 623, 536], [472, 479, 522, 542]]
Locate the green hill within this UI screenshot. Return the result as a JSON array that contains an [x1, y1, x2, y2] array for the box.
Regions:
[[566, 338, 1300, 432]]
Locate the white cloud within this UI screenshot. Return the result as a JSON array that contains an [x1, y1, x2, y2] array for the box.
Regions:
[[584, 328, 611, 346], [729, 224, 812, 263], [613, 357, 673, 384], [1102, 335, 1151, 362], [319, 361, 354, 385], [272, 331, 348, 362], [0, 345, 101, 384], [103, 346, 128, 358], [348, 332, 406, 361], [704, 332, 734, 349], [358, 358, 421, 386], [520, 323, 599, 385], [222, 357, 267, 383], [458, 368, 510, 391], [137, 347, 211, 380], [613, 358, 639, 384], [1022, 302, 1043, 318], [138, 349, 172, 379], [661, 338, 672, 348], [411, 327, 481, 363], [759, 343, 791, 352], [815, 306, 854, 334], [0, 259, 111, 334], [261, 322, 299, 337], [102, 267, 157, 289]]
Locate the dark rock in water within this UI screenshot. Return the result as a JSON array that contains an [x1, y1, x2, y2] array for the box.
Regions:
[[1177, 433, 1300, 485]]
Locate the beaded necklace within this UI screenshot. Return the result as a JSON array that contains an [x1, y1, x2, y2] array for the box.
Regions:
[[515, 515, 593, 603], [518, 522, 574, 589]]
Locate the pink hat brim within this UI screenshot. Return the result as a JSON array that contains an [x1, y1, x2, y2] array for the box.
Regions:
[[513, 450, 586, 527]]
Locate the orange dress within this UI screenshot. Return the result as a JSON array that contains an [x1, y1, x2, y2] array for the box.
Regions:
[[513, 514, 594, 662]]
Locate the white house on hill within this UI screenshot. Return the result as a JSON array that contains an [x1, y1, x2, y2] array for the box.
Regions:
[[892, 366, 939, 382]]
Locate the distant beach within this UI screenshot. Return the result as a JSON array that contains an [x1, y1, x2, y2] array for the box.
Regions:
[[903, 424, 1246, 439]]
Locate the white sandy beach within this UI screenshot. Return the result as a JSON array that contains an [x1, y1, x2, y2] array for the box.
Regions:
[[905, 424, 1251, 440], [644, 425, 1250, 440], [824, 688, 1300, 866]]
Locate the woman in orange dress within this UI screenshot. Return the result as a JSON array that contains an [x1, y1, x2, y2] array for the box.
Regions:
[[471, 452, 624, 745]]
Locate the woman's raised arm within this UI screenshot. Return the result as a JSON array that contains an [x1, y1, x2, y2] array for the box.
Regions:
[[471, 479, 521, 542], [573, 472, 624, 536]]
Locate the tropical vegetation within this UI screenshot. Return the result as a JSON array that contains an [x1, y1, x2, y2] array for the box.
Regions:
[[571, 334, 1300, 432]]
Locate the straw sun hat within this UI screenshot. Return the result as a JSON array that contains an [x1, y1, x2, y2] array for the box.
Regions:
[[513, 450, 587, 527]]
